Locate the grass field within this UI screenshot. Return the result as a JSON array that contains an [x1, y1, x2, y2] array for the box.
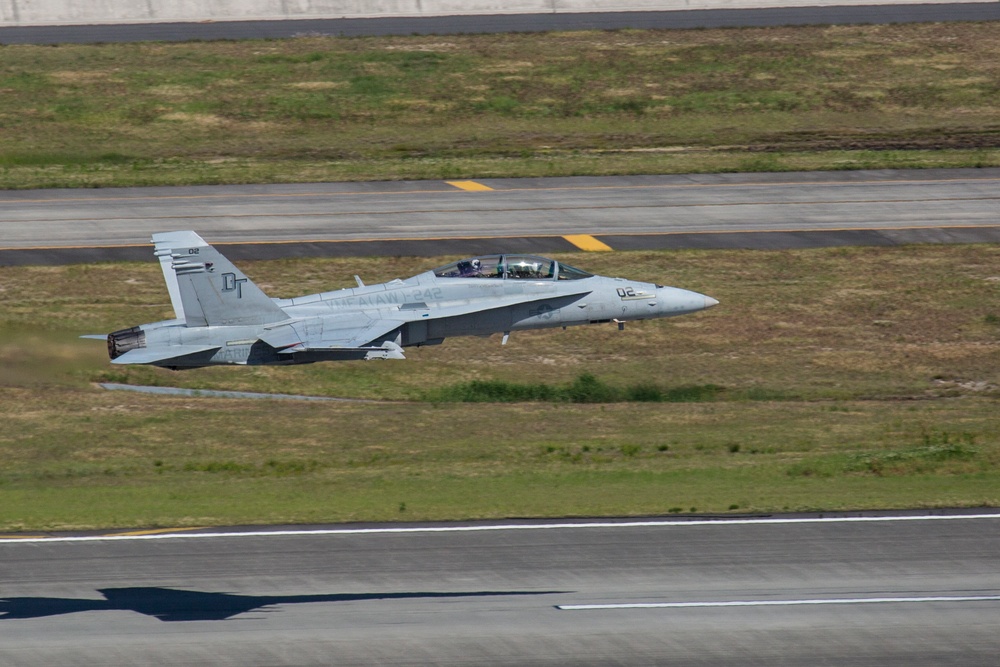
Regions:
[[2, 20, 999, 530], [1, 245, 998, 531], [1, 22, 1000, 189]]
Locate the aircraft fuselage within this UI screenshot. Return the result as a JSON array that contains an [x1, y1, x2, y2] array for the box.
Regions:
[[95, 236, 717, 369]]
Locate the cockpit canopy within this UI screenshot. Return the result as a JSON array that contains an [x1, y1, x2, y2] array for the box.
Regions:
[[433, 254, 593, 281]]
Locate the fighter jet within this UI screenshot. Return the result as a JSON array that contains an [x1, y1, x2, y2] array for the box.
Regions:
[[84, 231, 717, 369]]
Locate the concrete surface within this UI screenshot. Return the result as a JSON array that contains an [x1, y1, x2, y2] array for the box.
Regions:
[[3, 0, 998, 26], [4, 3, 1000, 46], [2, 513, 999, 666], [2, 169, 999, 265]]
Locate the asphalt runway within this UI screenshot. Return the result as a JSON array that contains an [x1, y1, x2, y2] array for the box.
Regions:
[[2, 3, 1000, 45], [2, 168, 999, 265], [2, 513, 999, 666]]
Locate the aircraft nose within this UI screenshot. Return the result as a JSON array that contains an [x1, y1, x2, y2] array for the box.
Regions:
[[656, 287, 719, 315]]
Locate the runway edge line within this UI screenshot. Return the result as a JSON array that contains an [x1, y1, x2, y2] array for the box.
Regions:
[[3, 512, 999, 544]]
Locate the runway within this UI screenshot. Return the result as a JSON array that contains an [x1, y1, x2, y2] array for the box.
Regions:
[[2, 169, 999, 265], [2, 512, 999, 666], [3, 3, 1000, 45]]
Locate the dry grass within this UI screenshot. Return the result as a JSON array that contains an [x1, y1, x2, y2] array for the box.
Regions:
[[3, 245, 999, 400], [0, 246, 998, 529], [1, 23, 1000, 188]]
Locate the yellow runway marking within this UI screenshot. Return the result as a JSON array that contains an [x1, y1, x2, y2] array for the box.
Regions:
[[105, 527, 208, 537], [564, 234, 613, 251], [2, 176, 997, 205], [445, 180, 494, 191]]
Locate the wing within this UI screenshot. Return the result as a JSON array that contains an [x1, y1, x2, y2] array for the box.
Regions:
[[259, 288, 592, 355], [259, 317, 405, 352], [400, 287, 593, 326]]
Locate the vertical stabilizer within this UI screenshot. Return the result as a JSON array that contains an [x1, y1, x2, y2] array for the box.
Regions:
[[154, 245, 185, 323], [151, 231, 288, 327]]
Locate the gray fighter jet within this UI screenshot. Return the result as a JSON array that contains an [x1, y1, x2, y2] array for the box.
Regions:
[[84, 231, 717, 369]]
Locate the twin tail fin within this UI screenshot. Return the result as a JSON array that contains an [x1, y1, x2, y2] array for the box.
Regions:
[[151, 231, 288, 327]]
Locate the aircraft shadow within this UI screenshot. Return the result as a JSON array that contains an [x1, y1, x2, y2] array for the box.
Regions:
[[0, 587, 565, 622]]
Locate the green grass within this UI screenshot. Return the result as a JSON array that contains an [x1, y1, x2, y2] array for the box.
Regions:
[[425, 374, 727, 403], [3, 24, 999, 530], [5, 468, 999, 532], [7, 244, 994, 403], [1, 388, 998, 530], [0, 245, 998, 530], [1, 23, 1000, 189]]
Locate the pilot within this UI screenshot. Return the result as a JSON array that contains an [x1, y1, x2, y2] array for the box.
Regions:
[[467, 258, 482, 276], [457, 259, 478, 277]]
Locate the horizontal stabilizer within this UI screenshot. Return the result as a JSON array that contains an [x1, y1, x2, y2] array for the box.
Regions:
[[80, 334, 107, 340], [110, 345, 220, 366]]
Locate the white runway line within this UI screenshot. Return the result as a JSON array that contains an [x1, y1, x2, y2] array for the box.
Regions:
[[1, 513, 999, 544], [558, 595, 1000, 610]]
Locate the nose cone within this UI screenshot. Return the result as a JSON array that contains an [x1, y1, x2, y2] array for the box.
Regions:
[[657, 287, 719, 316]]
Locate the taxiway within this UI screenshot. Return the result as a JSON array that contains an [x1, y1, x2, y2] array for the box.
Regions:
[[2, 169, 999, 265]]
